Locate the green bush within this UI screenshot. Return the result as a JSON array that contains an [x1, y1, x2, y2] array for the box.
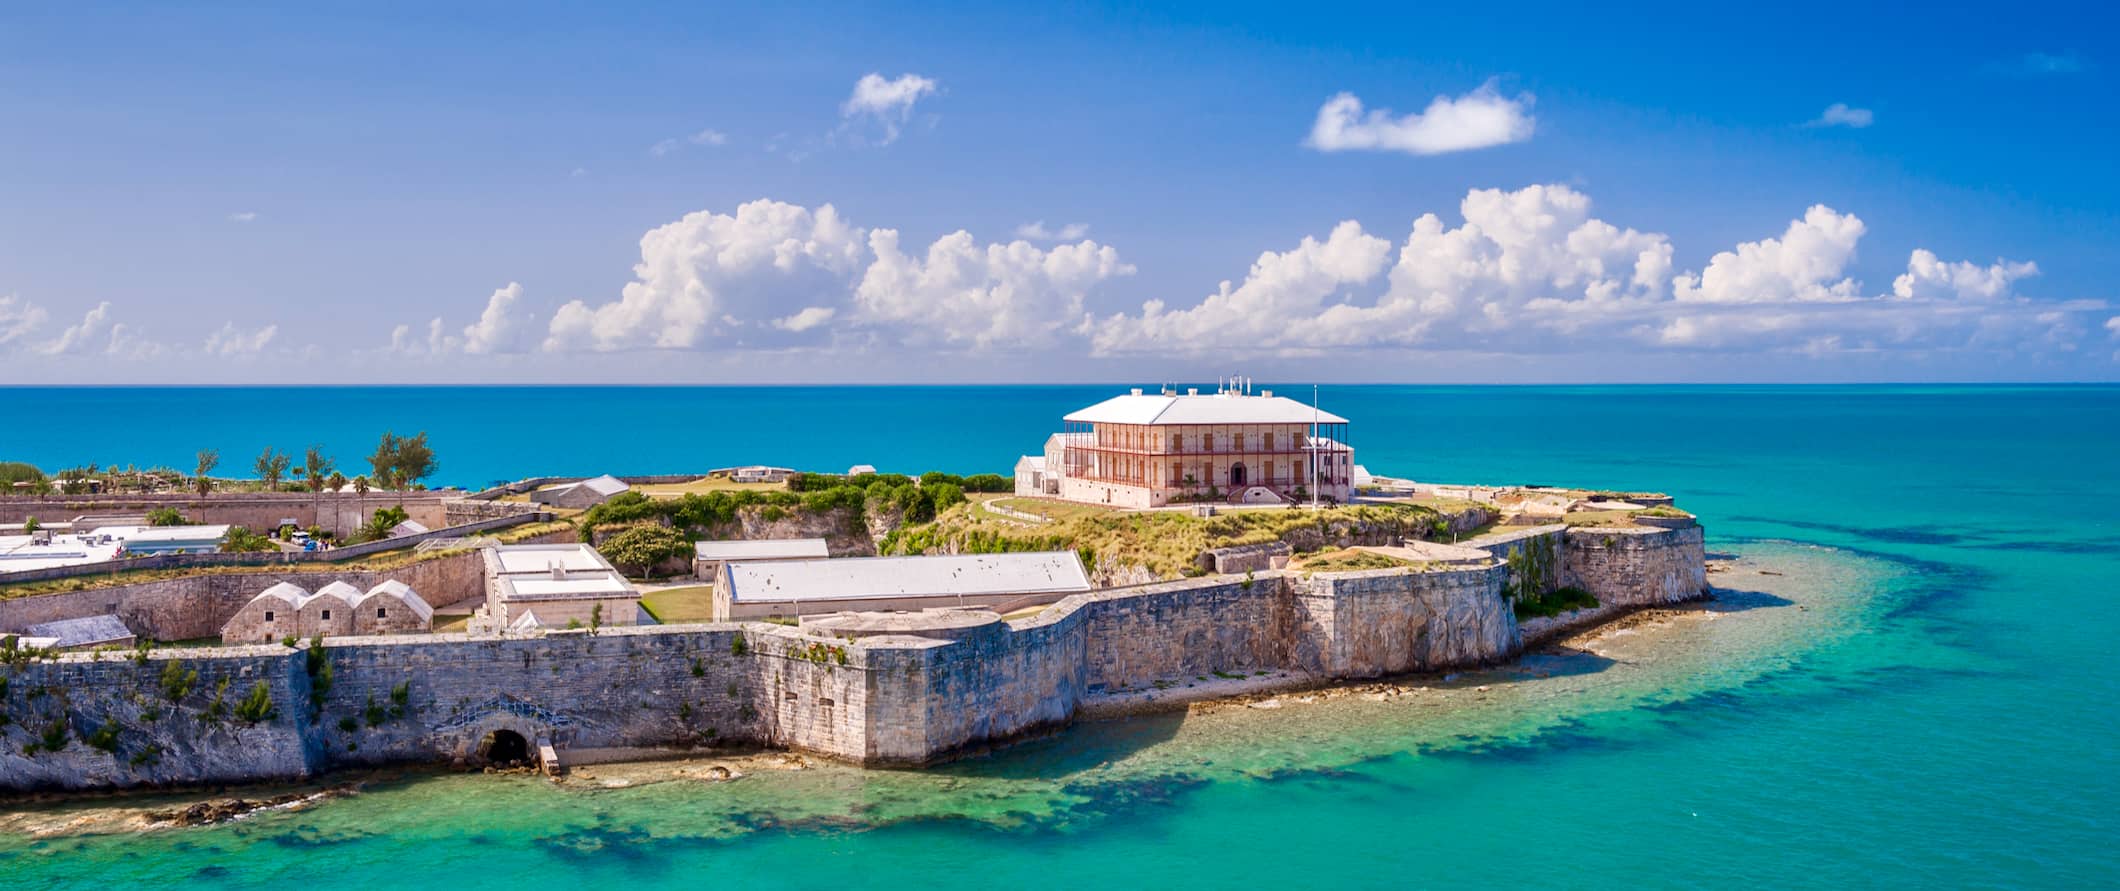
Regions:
[[1513, 586, 1600, 620], [158, 659, 198, 703], [145, 507, 188, 527], [218, 526, 275, 553], [595, 524, 696, 575], [235, 681, 276, 722]]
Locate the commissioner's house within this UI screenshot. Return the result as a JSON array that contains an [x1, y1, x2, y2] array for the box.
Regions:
[[1022, 385, 1353, 509]]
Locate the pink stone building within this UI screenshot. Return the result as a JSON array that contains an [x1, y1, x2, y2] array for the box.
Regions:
[[1019, 385, 1354, 509]]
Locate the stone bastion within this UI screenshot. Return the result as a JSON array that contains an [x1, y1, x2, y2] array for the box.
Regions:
[[0, 524, 1705, 791]]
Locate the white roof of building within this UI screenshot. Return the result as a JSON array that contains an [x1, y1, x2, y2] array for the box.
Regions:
[[100, 524, 232, 544], [356, 579, 434, 622], [692, 538, 831, 561], [509, 610, 548, 631], [491, 543, 615, 575], [724, 551, 1091, 604], [847, 464, 877, 475], [389, 519, 431, 537], [1063, 391, 1348, 426], [1016, 455, 1047, 471], [25, 615, 133, 648], [577, 474, 630, 495], [498, 573, 635, 602]]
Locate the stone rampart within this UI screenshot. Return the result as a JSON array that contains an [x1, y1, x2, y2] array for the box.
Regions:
[[0, 491, 456, 537], [0, 521, 1706, 788], [1561, 525, 1708, 606]]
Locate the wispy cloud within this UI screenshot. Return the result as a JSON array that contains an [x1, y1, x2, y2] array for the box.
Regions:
[[228, 211, 258, 223], [1015, 221, 1091, 241], [2002, 51, 2091, 75], [1305, 80, 1535, 156], [840, 72, 939, 145], [650, 128, 730, 157], [1806, 103, 1874, 129]]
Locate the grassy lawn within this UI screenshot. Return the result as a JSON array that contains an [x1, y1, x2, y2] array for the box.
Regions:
[[1559, 510, 1639, 528], [1292, 547, 1418, 572], [982, 496, 1118, 522], [634, 477, 791, 499], [431, 616, 470, 634], [639, 585, 718, 623]]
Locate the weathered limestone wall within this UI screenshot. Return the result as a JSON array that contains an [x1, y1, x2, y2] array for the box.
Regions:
[[1467, 525, 1568, 596], [0, 646, 316, 791], [1282, 565, 1518, 677], [0, 548, 491, 641], [0, 492, 453, 538], [1561, 525, 1708, 606], [0, 523, 1707, 788], [1077, 577, 1277, 691]]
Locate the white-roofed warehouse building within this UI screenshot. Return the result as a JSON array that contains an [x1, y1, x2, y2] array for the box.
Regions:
[[712, 551, 1091, 621], [692, 537, 830, 579], [483, 542, 641, 629]]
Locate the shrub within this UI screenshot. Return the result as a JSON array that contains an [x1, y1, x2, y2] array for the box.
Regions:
[[145, 507, 188, 527], [235, 681, 276, 722], [84, 719, 122, 752], [595, 524, 695, 576], [1513, 586, 1599, 620], [218, 526, 275, 553], [158, 659, 198, 703]]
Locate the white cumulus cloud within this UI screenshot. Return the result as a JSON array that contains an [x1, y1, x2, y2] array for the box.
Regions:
[[461, 283, 530, 354], [40, 301, 119, 355], [840, 72, 939, 145], [1092, 183, 2108, 361], [228, 211, 259, 223], [535, 199, 1129, 353], [1305, 81, 1535, 156], [771, 306, 837, 332], [0, 294, 49, 349], [1892, 250, 2038, 301], [544, 200, 866, 351], [1673, 205, 1866, 304], [1809, 103, 1874, 128], [203, 322, 277, 356], [856, 232, 1133, 348]]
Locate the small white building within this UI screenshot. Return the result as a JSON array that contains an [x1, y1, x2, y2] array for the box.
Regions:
[[530, 474, 631, 509], [692, 537, 830, 579], [846, 464, 877, 476], [484, 543, 641, 628], [712, 551, 1092, 621], [1013, 455, 1056, 496]]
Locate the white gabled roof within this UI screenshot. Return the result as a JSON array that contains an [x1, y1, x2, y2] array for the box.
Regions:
[[724, 551, 1090, 604], [579, 474, 630, 495], [1016, 455, 1047, 471], [693, 538, 830, 561], [357, 580, 434, 623], [1063, 392, 1348, 426]]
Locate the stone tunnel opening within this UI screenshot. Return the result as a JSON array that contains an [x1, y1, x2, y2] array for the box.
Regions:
[[478, 729, 531, 767]]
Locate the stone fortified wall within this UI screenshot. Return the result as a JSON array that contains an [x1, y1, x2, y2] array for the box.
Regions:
[[0, 492, 455, 538], [0, 527, 577, 641], [1561, 524, 1708, 606], [0, 524, 1704, 790]]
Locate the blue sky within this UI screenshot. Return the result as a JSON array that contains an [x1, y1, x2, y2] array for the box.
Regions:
[[2, 1, 2116, 383]]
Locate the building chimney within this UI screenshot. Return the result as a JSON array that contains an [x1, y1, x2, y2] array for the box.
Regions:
[[1261, 389, 1273, 398], [1187, 387, 1198, 396], [1130, 387, 1143, 396]]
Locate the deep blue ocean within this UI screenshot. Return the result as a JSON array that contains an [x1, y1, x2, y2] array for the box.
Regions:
[[2, 384, 2116, 888]]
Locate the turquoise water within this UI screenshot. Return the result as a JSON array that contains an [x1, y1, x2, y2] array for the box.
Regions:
[[2, 385, 2117, 887]]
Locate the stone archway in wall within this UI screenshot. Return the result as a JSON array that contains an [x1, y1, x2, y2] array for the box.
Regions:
[[480, 729, 531, 765], [1229, 463, 1248, 488], [456, 712, 552, 767]]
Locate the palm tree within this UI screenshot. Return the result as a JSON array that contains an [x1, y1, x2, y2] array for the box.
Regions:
[[254, 447, 291, 491], [194, 449, 220, 497], [303, 445, 334, 530], [353, 474, 371, 529]]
